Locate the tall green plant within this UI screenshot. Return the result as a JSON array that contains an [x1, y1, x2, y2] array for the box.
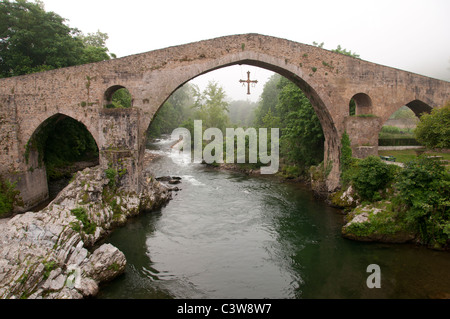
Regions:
[[339, 131, 359, 187], [414, 103, 450, 149], [0, 176, 23, 217], [352, 156, 397, 201], [395, 156, 450, 247], [276, 78, 324, 169], [340, 131, 352, 171]]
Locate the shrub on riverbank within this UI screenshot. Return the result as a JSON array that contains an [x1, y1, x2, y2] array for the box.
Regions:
[[340, 156, 450, 249], [351, 156, 398, 202], [0, 176, 23, 218], [394, 156, 450, 248]]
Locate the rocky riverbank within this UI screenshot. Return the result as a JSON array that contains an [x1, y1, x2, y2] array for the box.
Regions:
[[0, 164, 172, 299]]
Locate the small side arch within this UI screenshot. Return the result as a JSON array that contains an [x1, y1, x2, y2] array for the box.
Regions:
[[26, 113, 99, 170], [349, 93, 373, 115], [23, 113, 100, 208], [104, 85, 133, 108]]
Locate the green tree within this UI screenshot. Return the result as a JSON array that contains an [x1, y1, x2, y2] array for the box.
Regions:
[[79, 30, 116, 63], [191, 81, 230, 132], [0, 0, 111, 78], [395, 156, 450, 247], [275, 77, 324, 170], [80, 30, 109, 48], [414, 102, 450, 149], [148, 83, 194, 138], [253, 74, 325, 174], [254, 74, 282, 127]]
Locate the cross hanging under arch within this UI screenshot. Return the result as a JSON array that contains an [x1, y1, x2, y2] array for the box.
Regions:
[[239, 71, 258, 95]]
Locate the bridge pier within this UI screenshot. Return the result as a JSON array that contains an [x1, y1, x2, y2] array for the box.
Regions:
[[344, 116, 383, 158], [98, 108, 143, 194]]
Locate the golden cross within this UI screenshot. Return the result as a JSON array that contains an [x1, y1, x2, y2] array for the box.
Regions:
[[239, 71, 258, 95]]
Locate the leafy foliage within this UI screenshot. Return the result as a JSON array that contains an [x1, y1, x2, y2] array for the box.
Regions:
[[414, 102, 450, 149], [254, 75, 324, 174], [276, 78, 324, 169], [313, 41, 360, 58], [0, 176, 23, 217], [351, 156, 397, 202], [389, 106, 417, 120], [339, 131, 360, 187], [70, 207, 97, 235], [340, 131, 353, 172], [191, 81, 230, 132], [394, 156, 450, 246], [254, 74, 282, 127], [147, 84, 194, 138], [106, 88, 133, 109], [0, 0, 112, 78]]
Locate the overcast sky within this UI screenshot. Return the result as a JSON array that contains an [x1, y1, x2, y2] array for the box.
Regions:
[[39, 0, 450, 102]]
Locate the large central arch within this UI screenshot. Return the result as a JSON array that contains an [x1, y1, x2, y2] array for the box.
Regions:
[[134, 51, 341, 190]]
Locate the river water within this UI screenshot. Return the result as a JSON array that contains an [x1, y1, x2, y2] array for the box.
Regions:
[[97, 136, 450, 299]]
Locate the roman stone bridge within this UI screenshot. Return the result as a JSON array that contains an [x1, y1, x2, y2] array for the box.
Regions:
[[0, 34, 449, 212]]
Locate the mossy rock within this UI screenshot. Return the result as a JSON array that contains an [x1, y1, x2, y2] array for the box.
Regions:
[[342, 203, 415, 243], [330, 186, 359, 209]]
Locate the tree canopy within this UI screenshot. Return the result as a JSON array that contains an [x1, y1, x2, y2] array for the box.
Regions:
[[414, 102, 450, 149], [0, 0, 113, 78], [253, 74, 324, 173], [190, 81, 230, 132]]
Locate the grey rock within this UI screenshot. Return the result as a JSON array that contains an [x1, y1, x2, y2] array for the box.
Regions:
[[0, 165, 171, 299]]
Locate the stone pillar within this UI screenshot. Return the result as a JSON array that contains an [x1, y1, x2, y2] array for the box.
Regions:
[[0, 94, 49, 213], [344, 116, 383, 159], [98, 108, 142, 193], [9, 149, 49, 212]]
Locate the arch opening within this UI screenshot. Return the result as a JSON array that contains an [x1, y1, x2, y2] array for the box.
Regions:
[[350, 93, 373, 116], [138, 53, 341, 190], [26, 114, 99, 208], [377, 100, 432, 148], [405, 100, 433, 118], [104, 85, 133, 109], [145, 64, 329, 178]]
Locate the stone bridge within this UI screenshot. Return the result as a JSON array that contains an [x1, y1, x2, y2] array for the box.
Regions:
[[0, 34, 449, 212]]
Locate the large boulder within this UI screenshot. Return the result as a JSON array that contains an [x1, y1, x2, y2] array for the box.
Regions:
[[0, 166, 171, 299]]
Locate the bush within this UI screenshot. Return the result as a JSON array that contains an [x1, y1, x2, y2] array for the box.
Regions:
[[394, 156, 450, 247], [414, 103, 450, 149], [0, 176, 23, 217], [340, 131, 352, 172], [70, 207, 97, 235], [340, 131, 363, 187], [352, 156, 397, 202]]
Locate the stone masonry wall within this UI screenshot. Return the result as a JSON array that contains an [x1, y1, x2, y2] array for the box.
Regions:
[[0, 34, 448, 207]]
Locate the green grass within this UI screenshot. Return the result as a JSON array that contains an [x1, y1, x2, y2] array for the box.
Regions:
[[378, 149, 450, 164]]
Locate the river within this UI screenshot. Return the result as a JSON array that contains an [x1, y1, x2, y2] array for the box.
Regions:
[[97, 136, 450, 299]]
